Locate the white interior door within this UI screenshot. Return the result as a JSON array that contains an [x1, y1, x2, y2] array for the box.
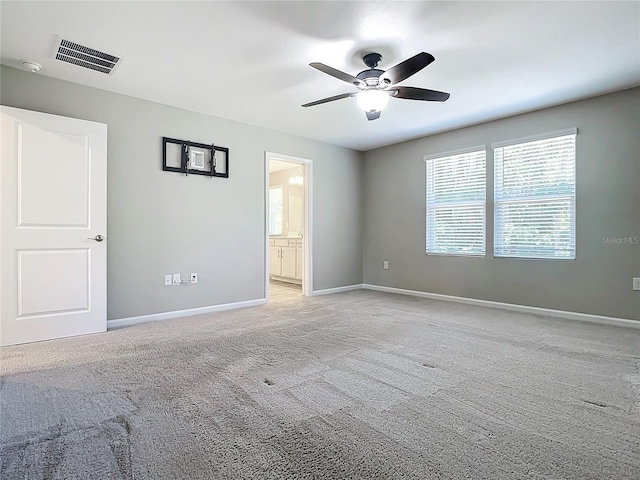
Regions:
[[1, 106, 107, 346]]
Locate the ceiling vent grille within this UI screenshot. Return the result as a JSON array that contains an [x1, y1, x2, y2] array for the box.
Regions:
[[52, 37, 122, 75]]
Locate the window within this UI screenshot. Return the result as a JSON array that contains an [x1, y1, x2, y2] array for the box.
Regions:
[[269, 186, 283, 235], [493, 129, 576, 259], [425, 148, 486, 255]]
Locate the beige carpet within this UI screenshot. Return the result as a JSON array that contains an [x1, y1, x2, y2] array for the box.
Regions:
[[1, 290, 639, 479]]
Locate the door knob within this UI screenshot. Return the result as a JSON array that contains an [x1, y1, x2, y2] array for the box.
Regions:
[[88, 235, 104, 242]]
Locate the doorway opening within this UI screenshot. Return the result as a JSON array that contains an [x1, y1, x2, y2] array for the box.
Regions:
[[265, 152, 312, 302]]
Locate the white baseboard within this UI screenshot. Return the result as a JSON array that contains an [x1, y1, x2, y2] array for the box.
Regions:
[[312, 284, 364, 296], [107, 285, 638, 331], [107, 298, 267, 330], [362, 284, 640, 329]]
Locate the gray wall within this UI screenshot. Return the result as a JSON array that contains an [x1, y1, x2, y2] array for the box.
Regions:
[[363, 88, 640, 321], [1, 65, 364, 319], [3, 64, 637, 322]]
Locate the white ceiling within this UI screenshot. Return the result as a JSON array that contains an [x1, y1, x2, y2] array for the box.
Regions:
[[1, 1, 639, 151]]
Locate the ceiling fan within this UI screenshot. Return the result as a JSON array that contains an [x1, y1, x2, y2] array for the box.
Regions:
[[302, 52, 450, 121]]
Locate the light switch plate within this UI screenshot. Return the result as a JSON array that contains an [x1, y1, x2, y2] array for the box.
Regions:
[[633, 277, 640, 291], [164, 274, 172, 286]]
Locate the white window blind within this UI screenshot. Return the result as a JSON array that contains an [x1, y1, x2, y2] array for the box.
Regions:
[[425, 149, 486, 255], [494, 130, 576, 259]]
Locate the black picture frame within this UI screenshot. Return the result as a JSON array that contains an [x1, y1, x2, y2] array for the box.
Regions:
[[162, 136, 229, 178]]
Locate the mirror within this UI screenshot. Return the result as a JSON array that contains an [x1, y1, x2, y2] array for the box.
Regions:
[[269, 186, 283, 235], [288, 185, 303, 236]]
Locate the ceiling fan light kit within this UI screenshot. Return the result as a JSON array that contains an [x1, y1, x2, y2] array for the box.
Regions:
[[303, 51, 450, 121], [357, 89, 389, 112]]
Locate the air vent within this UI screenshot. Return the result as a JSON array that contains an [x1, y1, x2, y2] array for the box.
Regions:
[[52, 37, 122, 75]]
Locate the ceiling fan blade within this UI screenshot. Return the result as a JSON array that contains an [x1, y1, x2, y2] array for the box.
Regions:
[[366, 111, 381, 121], [301, 92, 355, 108], [310, 63, 363, 86], [392, 86, 450, 102], [381, 52, 435, 85]]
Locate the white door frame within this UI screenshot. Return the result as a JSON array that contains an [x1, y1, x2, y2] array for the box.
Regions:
[[265, 152, 313, 300]]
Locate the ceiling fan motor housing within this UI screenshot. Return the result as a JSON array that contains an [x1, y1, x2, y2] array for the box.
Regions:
[[356, 69, 385, 87]]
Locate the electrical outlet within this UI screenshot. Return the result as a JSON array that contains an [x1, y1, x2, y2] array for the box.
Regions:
[[164, 274, 172, 286], [190, 273, 198, 284], [383, 260, 389, 270], [172, 273, 181, 285], [633, 277, 640, 291]]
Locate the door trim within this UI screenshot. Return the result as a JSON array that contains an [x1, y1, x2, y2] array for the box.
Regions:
[[265, 152, 313, 300]]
